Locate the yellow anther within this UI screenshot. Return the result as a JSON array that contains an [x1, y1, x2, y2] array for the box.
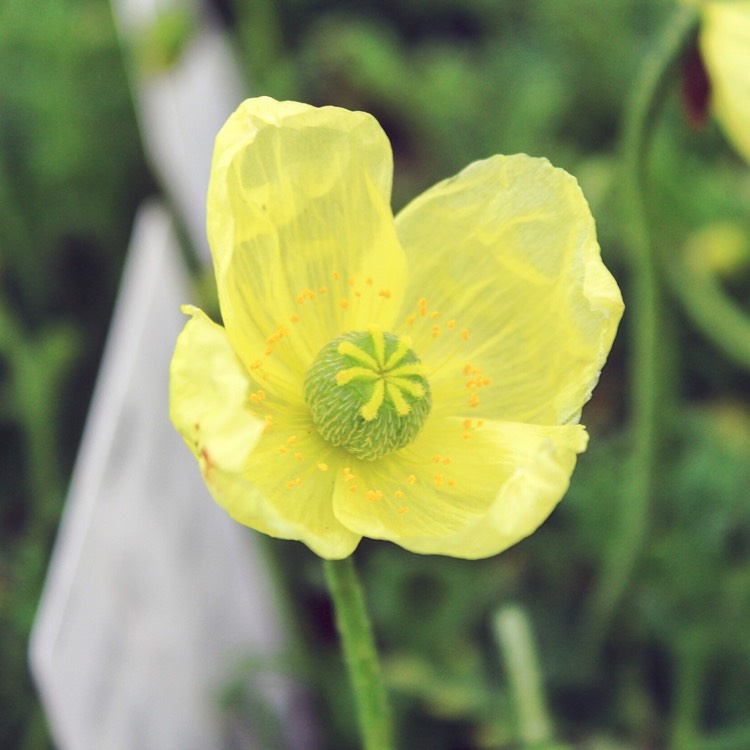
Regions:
[[398, 507, 410, 515], [366, 490, 382, 502], [434, 474, 444, 486], [278, 446, 288, 454], [332, 271, 340, 281], [406, 315, 415, 326], [319, 286, 328, 295], [407, 474, 416, 485], [378, 289, 391, 299], [469, 392, 480, 407], [294, 452, 303, 461], [366, 277, 374, 286], [461, 328, 470, 341], [348, 277, 356, 287], [394, 489, 405, 499], [340, 299, 349, 309], [287, 435, 297, 445], [430, 310, 440, 320], [317, 463, 329, 472], [432, 454, 442, 463], [431, 325, 440, 338], [349, 485, 359, 493], [250, 360, 263, 370], [448, 479, 456, 487], [290, 315, 300, 323], [447, 320, 456, 329], [442, 456, 451, 465], [286, 478, 302, 489]]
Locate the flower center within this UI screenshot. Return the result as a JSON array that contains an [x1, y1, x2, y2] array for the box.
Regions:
[[303, 327, 431, 460]]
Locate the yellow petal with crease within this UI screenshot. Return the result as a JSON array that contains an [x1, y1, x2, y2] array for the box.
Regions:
[[701, 1, 750, 163], [395, 154, 623, 426], [170, 306, 266, 470], [207, 97, 407, 403], [170, 306, 360, 559], [332, 416, 587, 558]]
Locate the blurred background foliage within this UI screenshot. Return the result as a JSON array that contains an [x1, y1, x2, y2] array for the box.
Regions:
[[1, 0, 749, 748]]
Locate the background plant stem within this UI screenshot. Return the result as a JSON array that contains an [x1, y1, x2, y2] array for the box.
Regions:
[[584, 5, 699, 651], [324, 556, 395, 750]]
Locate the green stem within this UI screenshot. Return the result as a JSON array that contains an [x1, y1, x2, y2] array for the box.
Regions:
[[323, 556, 395, 750], [585, 6, 699, 650], [666, 258, 750, 371], [669, 640, 705, 750], [493, 605, 553, 748]]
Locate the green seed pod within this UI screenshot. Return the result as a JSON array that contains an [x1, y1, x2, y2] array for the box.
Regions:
[[304, 328, 431, 460]]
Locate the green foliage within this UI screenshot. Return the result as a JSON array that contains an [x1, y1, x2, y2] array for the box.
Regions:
[[0, 0, 151, 746], [3, 0, 750, 748], [236, 1, 750, 748]]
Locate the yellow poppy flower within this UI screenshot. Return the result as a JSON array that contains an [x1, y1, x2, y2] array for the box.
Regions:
[[700, 1, 750, 162], [169, 97, 623, 560]]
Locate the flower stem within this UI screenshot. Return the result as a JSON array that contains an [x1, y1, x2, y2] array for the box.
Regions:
[[323, 556, 395, 750], [584, 6, 699, 651]]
